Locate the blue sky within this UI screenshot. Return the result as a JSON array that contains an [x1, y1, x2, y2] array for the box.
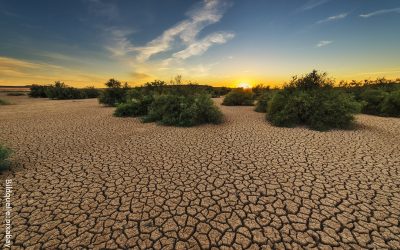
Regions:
[[1, 0, 400, 87]]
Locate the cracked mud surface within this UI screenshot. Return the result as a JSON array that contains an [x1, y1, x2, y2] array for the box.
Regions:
[[0, 94, 399, 249]]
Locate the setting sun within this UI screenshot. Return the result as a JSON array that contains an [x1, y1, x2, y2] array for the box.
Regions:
[[237, 82, 252, 89]]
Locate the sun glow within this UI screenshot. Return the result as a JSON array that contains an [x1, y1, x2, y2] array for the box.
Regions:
[[237, 82, 252, 89]]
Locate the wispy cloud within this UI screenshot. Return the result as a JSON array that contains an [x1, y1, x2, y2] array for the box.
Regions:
[[316, 40, 333, 47], [354, 69, 400, 76], [105, 28, 136, 56], [106, 0, 233, 62], [317, 13, 348, 24], [301, 0, 331, 11], [360, 8, 400, 18], [136, 0, 231, 61], [173, 32, 234, 60], [130, 72, 152, 80]]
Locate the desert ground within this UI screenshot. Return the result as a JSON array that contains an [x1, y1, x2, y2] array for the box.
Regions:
[[0, 93, 399, 249]]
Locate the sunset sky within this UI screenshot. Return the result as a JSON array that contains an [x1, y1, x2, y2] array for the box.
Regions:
[[1, 0, 400, 87]]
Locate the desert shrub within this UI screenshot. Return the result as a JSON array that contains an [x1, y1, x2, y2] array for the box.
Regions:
[[254, 92, 273, 113], [267, 70, 361, 131], [7, 92, 25, 96], [210, 87, 231, 97], [81, 87, 100, 98], [141, 80, 167, 96], [144, 93, 222, 126], [114, 95, 154, 117], [252, 84, 271, 99], [222, 89, 254, 106], [45, 81, 85, 99], [29, 84, 49, 98], [306, 90, 361, 130], [29, 83, 98, 99], [0, 145, 11, 170], [0, 99, 10, 105], [98, 79, 129, 106], [380, 90, 400, 117], [359, 89, 388, 115]]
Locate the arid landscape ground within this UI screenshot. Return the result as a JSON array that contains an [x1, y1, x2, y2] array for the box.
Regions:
[[0, 93, 399, 249]]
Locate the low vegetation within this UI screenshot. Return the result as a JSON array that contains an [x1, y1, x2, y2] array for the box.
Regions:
[[29, 82, 100, 99], [254, 92, 273, 113], [98, 79, 130, 106], [111, 80, 223, 126], [381, 90, 400, 117], [0, 99, 11, 105], [339, 78, 400, 117], [143, 93, 223, 126], [7, 92, 26, 96], [266, 70, 361, 131], [0, 144, 11, 170], [114, 94, 154, 117], [222, 89, 254, 106]]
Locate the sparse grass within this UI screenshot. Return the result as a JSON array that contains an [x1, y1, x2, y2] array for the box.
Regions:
[[0, 144, 11, 171], [222, 89, 254, 106], [0, 98, 11, 105], [267, 70, 361, 131]]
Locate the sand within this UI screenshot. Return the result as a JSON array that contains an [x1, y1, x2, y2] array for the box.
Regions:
[[0, 93, 399, 249]]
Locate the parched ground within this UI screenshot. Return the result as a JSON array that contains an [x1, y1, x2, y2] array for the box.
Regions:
[[0, 94, 399, 249]]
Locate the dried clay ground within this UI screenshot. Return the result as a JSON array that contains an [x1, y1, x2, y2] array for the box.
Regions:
[[0, 93, 399, 249]]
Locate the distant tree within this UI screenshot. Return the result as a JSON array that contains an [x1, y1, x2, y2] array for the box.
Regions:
[[98, 79, 129, 106]]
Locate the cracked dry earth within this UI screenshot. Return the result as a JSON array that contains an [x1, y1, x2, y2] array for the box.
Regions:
[[0, 94, 400, 250]]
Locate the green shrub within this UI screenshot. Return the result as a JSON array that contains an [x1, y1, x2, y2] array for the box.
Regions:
[[0, 145, 11, 170], [252, 84, 271, 99], [45, 81, 85, 99], [266, 70, 361, 131], [114, 95, 154, 117], [381, 90, 400, 117], [144, 93, 222, 126], [0, 99, 11, 105], [29, 82, 97, 99], [254, 92, 273, 113], [98, 79, 129, 106], [306, 90, 361, 130], [360, 89, 388, 115], [29, 84, 49, 98], [210, 87, 231, 97], [7, 92, 25, 96], [81, 87, 100, 98], [222, 89, 254, 106]]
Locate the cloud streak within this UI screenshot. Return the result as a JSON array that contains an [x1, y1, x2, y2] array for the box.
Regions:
[[173, 32, 234, 60], [317, 13, 348, 24], [360, 8, 400, 18], [136, 0, 231, 62], [316, 40, 333, 47], [106, 0, 233, 62], [301, 0, 331, 11]]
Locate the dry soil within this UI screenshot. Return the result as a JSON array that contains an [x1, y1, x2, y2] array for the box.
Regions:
[[0, 94, 399, 249]]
